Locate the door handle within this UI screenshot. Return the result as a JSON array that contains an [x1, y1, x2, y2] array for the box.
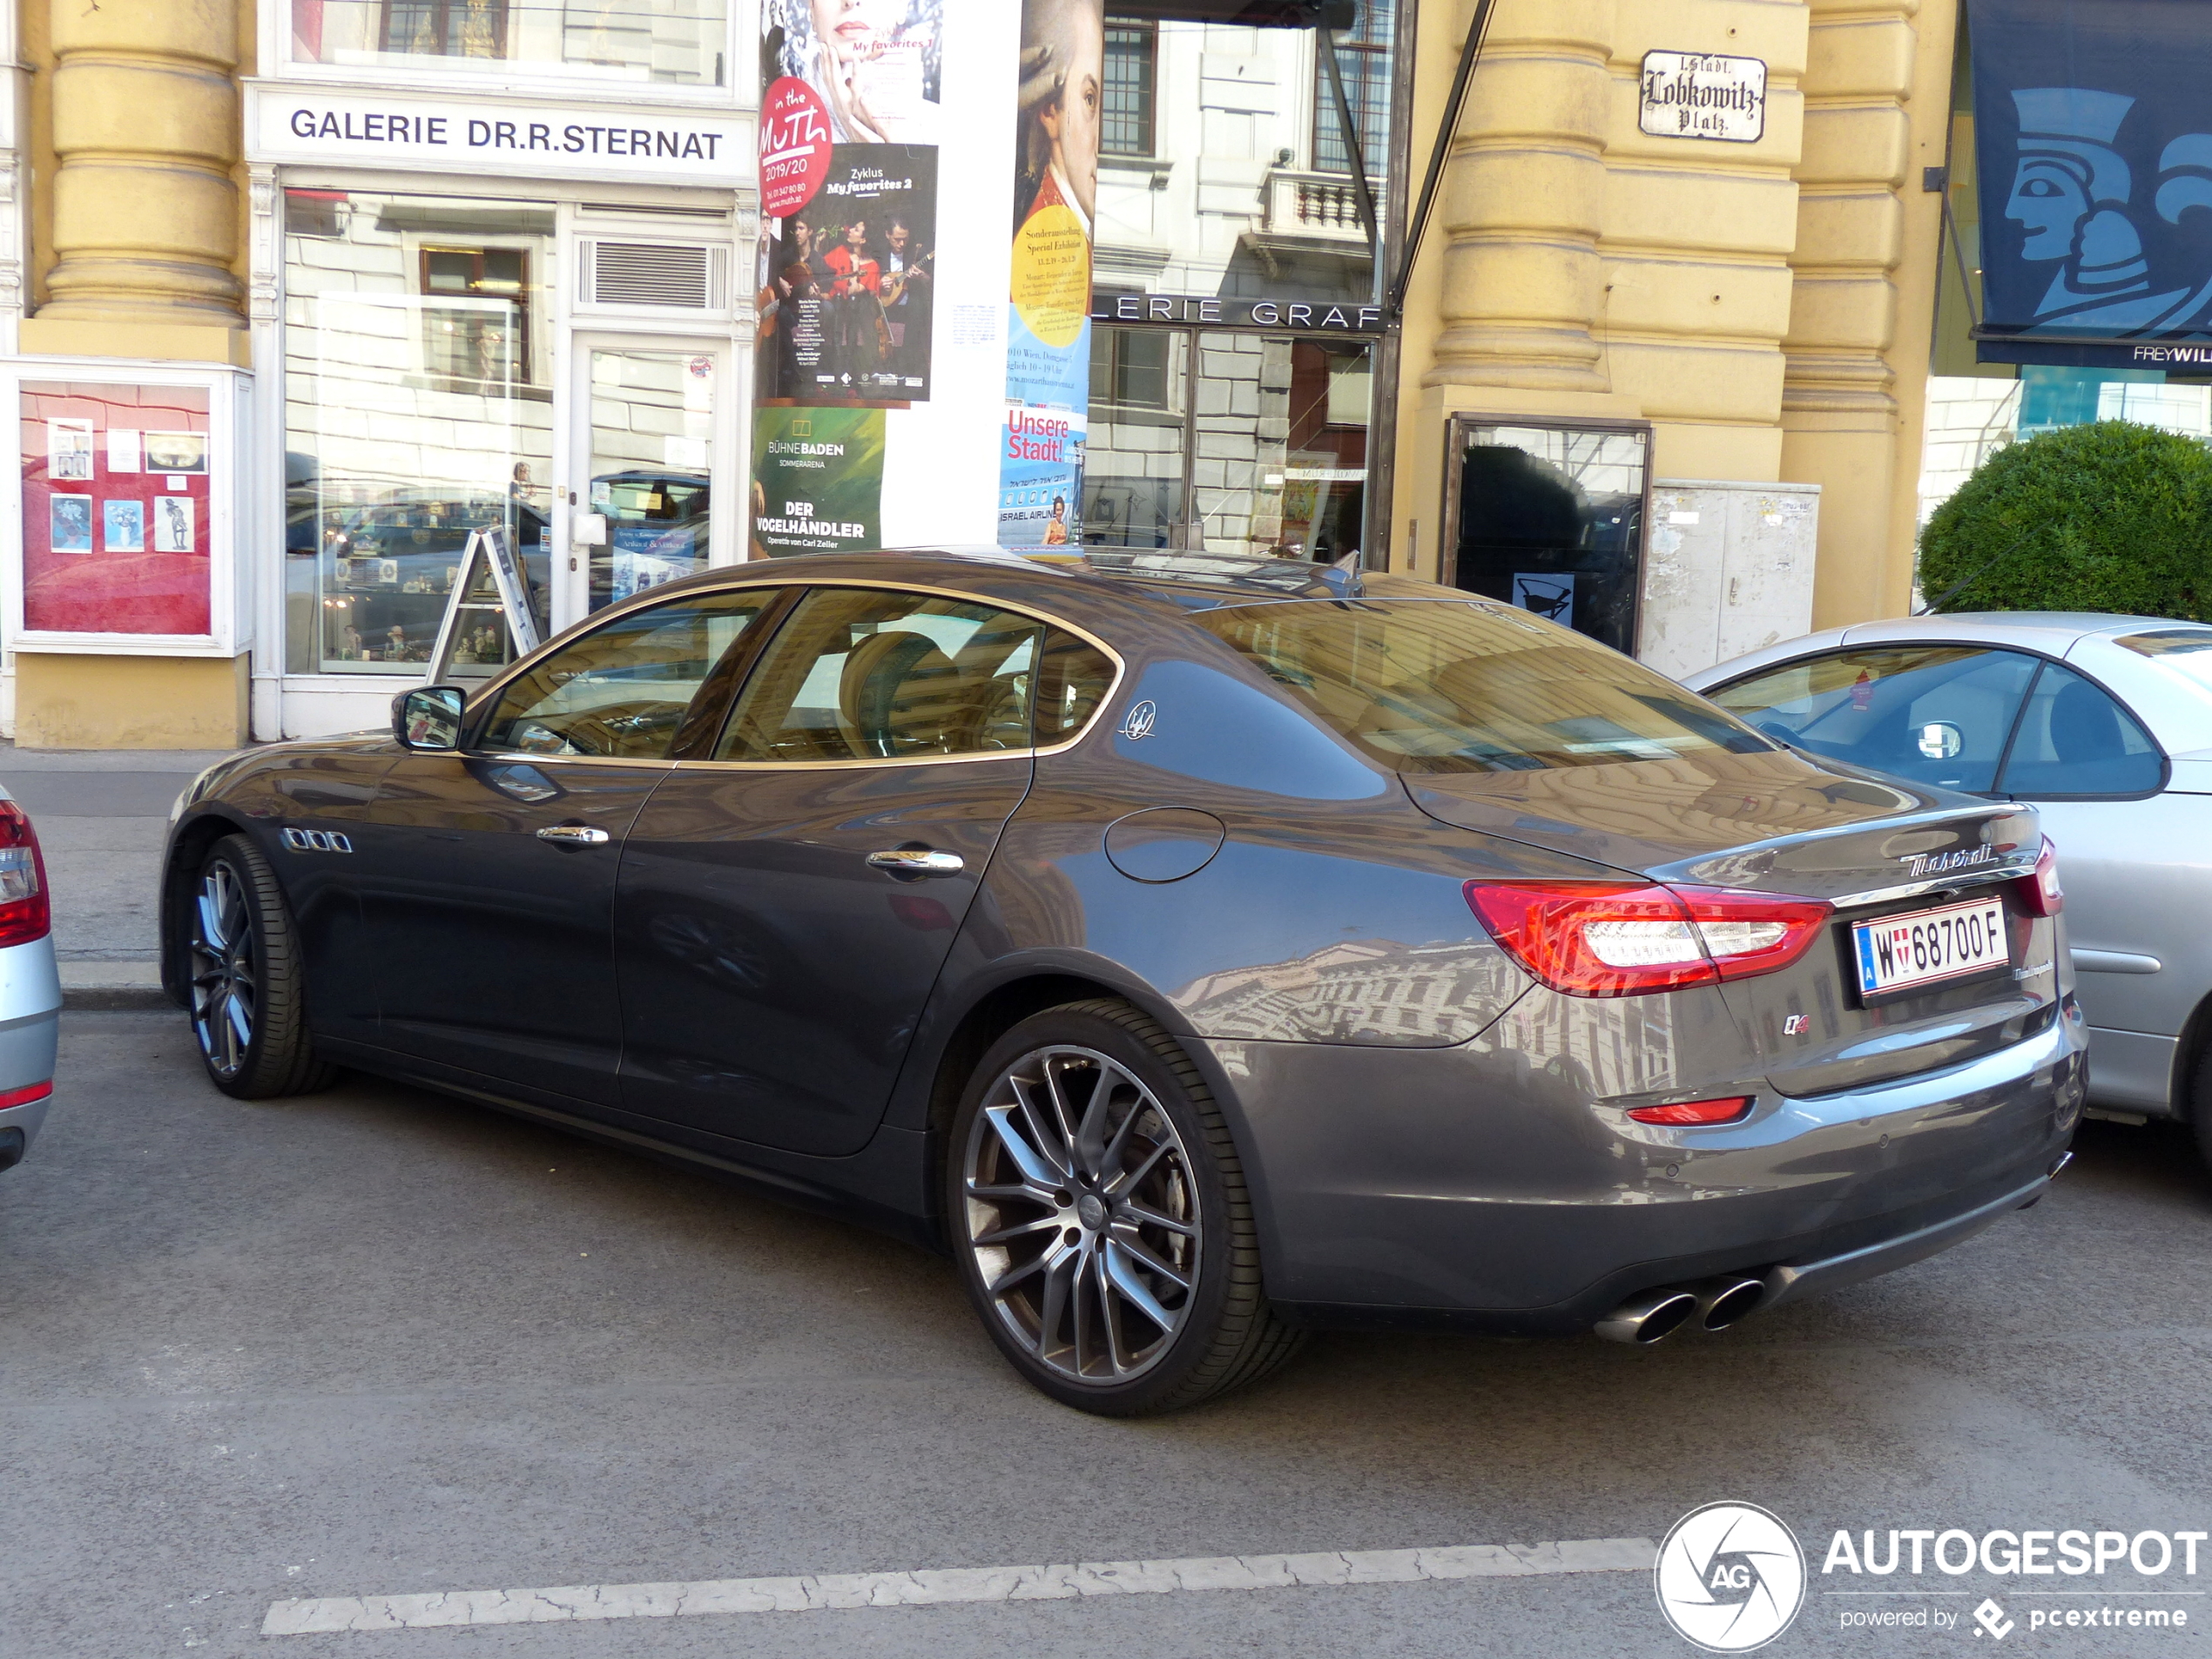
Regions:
[[866, 848, 965, 877], [536, 824, 610, 846]]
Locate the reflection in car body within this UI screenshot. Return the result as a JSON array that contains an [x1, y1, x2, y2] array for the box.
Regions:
[[162, 551, 2084, 1413]]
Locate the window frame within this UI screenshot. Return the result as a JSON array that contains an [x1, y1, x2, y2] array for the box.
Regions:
[[461, 577, 1127, 770], [1103, 17, 1159, 159], [272, 0, 744, 104], [1310, 8, 1391, 179], [1707, 644, 2172, 804]]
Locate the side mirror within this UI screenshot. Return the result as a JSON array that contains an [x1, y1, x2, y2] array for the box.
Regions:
[[393, 685, 465, 752]]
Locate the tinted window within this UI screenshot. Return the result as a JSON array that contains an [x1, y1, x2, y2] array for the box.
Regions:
[[716, 589, 1091, 762], [1194, 598, 1771, 774], [1998, 664, 2163, 797], [1707, 645, 2038, 792], [477, 590, 769, 759]]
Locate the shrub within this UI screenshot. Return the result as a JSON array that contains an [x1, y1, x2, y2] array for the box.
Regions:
[[1916, 419, 2212, 618]]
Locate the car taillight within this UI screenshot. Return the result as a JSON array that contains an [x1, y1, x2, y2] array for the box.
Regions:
[[1626, 1096, 1753, 1126], [2017, 835, 2063, 918], [1462, 880, 1832, 997], [0, 801, 49, 949], [0, 1080, 52, 1109]]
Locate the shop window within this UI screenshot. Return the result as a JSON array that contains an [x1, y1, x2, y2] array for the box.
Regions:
[[282, 190, 556, 677], [1103, 19, 1158, 157], [1084, 326, 1370, 560], [1312, 0, 1392, 176], [1446, 420, 1649, 657], [293, 0, 727, 86]]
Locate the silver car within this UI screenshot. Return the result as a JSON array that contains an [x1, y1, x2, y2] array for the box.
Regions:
[[0, 783, 61, 1174], [1685, 613, 2212, 1161]]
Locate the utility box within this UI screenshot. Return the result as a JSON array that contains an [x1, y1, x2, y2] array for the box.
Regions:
[[1638, 479, 1820, 680]]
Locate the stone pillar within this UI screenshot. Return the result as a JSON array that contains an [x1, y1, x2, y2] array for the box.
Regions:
[[33, 0, 243, 350], [1780, 0, 1932, 626], [1423, 0, 1614, 395]]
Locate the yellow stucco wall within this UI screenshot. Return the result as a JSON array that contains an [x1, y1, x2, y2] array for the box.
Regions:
[[13, 653, 250, 750], [1394, 0, 1947, 630], [9, 3, 254, 749]]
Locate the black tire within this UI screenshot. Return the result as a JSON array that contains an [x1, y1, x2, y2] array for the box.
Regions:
[[183, 833, 341, 1100], [2192, 1044, 2212, 1173], [946, 998, 1305, 1415]]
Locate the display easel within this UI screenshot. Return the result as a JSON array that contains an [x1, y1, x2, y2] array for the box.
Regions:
[[427, 525, 543, 683]]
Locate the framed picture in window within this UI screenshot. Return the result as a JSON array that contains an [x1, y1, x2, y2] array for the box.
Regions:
[[3, 362, 247, 655]]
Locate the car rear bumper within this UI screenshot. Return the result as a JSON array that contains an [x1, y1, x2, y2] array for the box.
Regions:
[[0, 937, 64, 1172], [1203, 1001, 2087, 1335]]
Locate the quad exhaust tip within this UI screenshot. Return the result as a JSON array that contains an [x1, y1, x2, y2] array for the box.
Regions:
[[1594, 1275, 1768, 1345]]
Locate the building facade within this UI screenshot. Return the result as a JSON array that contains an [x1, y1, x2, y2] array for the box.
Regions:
[[1391, 0, 1955, 667], [0, 0, 1967, 748]]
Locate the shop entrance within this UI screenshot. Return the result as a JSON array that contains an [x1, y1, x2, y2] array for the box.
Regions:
[[564, 336, 732, 625], [1082, 325, 1374, 560]]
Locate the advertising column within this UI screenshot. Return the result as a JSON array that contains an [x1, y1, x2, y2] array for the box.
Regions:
[[750, 0, 1101, 554]]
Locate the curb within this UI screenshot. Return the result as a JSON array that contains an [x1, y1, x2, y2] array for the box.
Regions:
[[59, 961, 172, 1013], [64, 987, 175, 1012]]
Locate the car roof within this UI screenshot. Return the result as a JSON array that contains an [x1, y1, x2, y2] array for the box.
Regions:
[[1685, 610, 2212, 691], [720, 545, 1462, 610]]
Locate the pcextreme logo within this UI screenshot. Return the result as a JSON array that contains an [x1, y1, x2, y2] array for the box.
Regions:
[[1656, 1501, 1807, 1652]]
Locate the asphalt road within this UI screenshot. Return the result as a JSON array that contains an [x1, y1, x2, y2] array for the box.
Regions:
[[4, 1012, 2211, 1658]]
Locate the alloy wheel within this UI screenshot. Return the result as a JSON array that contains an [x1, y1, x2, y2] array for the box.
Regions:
[[189, 861, 257, 1079], [960, 1044, 1202, 1385]]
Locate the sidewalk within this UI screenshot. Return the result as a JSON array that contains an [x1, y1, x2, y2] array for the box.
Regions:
[[0, 743, 241, 1009]]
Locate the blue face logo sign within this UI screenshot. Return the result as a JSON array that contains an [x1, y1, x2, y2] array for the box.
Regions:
[[1118, 699, 1158, 741]]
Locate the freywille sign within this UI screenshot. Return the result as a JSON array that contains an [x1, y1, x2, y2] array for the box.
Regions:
[[1966, 0, 2212, 365], [1638, 51, 1768, 144]]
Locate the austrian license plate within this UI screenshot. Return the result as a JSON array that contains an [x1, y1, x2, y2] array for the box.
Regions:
[[1851, 897, 2011, 1001]]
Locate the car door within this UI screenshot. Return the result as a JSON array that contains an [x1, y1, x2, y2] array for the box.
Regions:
[[351, 586, 775, 1105], [1991, 659, 2184, 1107], [611, 584, 1116, 1156]]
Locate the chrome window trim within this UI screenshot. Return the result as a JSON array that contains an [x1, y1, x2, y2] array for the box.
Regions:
[[460, 574, 1127, 770]]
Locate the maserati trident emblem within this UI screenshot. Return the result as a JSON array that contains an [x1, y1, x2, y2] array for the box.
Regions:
[[1119, 699, 1158, 741]]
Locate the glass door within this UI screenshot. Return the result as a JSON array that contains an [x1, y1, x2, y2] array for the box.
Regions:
[[565, 338, 729, 623]]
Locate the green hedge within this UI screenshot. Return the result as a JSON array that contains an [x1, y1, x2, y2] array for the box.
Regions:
[[1916, 419, 2212, 618]]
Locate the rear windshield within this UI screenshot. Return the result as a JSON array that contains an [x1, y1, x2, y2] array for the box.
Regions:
[[2115, 627, 2212, 691], [1196, 599, 1774, 773]]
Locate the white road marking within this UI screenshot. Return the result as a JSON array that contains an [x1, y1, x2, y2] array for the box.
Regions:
[[262, 1536, 1656, 1635]]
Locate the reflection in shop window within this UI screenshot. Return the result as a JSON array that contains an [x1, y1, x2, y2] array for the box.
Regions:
[[1084, 327, 1369, 562], [293, 0, 728, 85], [1312, 0, 1392, 176], [283, 190, 556, 677], [1103, 19, 1157, 157], [1091, 4, 1398, 309]]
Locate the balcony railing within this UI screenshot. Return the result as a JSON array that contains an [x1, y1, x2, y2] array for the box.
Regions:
[[1261, 169, 1381, 243]]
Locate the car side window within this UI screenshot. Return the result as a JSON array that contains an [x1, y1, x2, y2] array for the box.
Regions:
[[1706, 645, 2040, 793], [1996, 663, 2163, 798], [476, 590, 772, 759], [714, 588, 1096, 762]]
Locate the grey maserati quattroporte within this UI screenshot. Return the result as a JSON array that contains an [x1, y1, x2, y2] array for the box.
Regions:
[[161, 550, 2085, 1414]]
